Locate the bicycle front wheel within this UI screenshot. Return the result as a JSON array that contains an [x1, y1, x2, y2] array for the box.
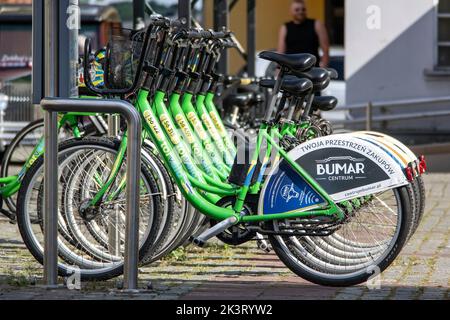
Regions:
[[16, 137, 163, 280]]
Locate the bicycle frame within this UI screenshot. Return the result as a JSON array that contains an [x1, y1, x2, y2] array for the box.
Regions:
[[83, 87, 343, 224], [204, 91, 236, 154], [149, 89, 343, 222], [180, 92, 230, 174], [76, 23, 343, 225]]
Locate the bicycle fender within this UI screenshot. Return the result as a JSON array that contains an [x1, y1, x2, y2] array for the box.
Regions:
[[259, 132, 410, 215], [354, 131, 424, 173], [352, 131, 425, 179]]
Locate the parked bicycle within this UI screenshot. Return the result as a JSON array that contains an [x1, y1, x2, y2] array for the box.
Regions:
[[9, 15, 427, 287]]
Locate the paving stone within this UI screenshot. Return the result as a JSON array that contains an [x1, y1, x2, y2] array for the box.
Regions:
[[391, 287, 420, 300], [360, 288, 393, 300], [334, 294, 362, 300], [420, 287, 447, 300]]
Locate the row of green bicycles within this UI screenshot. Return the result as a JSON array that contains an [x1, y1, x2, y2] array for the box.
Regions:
[[0, 16, 427, 287]]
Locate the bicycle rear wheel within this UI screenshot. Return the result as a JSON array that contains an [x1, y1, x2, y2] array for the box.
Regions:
[[269, 186, 413, 286]]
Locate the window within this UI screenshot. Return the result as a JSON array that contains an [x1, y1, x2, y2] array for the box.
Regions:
[[438, 0, 450, 67]]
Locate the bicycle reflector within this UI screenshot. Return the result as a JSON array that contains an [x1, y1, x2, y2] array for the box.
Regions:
[[405, 166, 414, 182], [419, 155, 427, 174]]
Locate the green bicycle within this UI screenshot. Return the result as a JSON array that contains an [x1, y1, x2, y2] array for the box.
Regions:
[[16, 18, 425, 286]]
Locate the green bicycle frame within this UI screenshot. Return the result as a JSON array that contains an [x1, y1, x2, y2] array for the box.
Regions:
[[181, 92, 231, 172], [131, 88, 342, 223], [195, 93, 235, 166], [204, 92, 236, 155], [168, 92, 227, 182]]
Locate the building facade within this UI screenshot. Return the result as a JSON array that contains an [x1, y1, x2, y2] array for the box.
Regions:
[[346, 0, 450, 138], [346, 0, 450, 103]]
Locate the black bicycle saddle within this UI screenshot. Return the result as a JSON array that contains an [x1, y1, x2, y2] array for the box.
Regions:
[[258, 51, 316, 72], [260, 78, 313, 96], [312, 96, 338, 112]]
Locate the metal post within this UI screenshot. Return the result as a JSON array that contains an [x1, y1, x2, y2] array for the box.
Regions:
[[214, 0, 229, 74], [41, 98, 142, 291], [32, 0, 44, 105], [59, 0, 79, 98], [247, 0, 256, 76], [43, 110, 58, 287], [43, 0, 59, 287], [366, 102, 373, 131], [122, 108, 141, 291], [43, 0, 58, 98], [178, 0, 192, 29], [133, 0, 145, 30]]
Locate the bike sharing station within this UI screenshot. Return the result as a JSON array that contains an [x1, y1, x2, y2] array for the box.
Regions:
[[0, 0, 429, 293]]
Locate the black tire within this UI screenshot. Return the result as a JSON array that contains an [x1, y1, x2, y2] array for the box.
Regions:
[[16, 137, 163, 280], [178, 209, 205, 248], [409, 180, 420, 236], [268, 186, 413, 287], [412, 176, 426, 234], [405, 182, 419, 240]]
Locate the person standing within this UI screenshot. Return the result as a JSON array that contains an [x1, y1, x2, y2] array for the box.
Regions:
[[277, 0, 330, 68]]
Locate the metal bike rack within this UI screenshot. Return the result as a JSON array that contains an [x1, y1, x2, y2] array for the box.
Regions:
[[41, 98, 142, 290]]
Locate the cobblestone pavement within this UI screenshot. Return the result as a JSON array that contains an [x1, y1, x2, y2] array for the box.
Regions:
[[0, 174, 448, 300]]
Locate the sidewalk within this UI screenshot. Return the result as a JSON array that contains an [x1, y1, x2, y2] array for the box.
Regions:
[[0, 174, 448, 300]]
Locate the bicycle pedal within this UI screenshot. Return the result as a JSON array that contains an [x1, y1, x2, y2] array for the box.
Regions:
[[255, 233, 271, 253], [191, 216, 238, 247], [189, 236, 206, 248], [257, 240, 271, 253]]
